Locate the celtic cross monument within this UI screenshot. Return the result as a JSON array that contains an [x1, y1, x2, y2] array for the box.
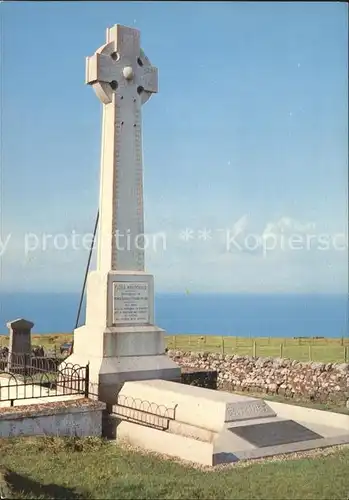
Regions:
[[64, 24, 180, 403]]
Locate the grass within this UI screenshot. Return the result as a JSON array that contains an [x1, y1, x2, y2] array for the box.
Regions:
[[1, 333, 348, 363], [0, 334, 72, 356], [1, 437, 349, 499], [168, 334, 349, 363]]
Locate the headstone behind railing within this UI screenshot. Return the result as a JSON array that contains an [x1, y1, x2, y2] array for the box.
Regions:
[[7, 318, 34, 373]]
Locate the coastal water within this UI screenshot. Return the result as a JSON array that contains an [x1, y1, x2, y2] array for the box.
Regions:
[[0, 293, 347, 338]]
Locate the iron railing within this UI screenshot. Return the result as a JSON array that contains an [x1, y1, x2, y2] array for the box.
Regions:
[[112, 394, 177, 430], [0, 355, 89, 407], [0, 352, 66, 376]]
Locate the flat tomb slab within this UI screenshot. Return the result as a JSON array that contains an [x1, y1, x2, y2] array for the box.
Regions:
[[118, 380, 276, 432], [228, 420, 323, 448], [114, 381, 349, 466]]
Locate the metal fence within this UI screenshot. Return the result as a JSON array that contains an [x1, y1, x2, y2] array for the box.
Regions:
[[0, 352, 65, 375], [0, 352, 89, 407], [112, 394, 177, 430]]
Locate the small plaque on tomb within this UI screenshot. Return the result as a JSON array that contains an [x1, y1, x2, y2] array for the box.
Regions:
[[228, 420, 323, 448], [113, 282, 149, 324]]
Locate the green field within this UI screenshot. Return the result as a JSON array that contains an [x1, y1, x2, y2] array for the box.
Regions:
[[1, 437, 349, 499], [1, 333, 348, 363], [166, 334, 349, 363]]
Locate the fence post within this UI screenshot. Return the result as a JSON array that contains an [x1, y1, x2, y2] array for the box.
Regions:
[[308, 344, 312, 361], [253, 341, 257, 358], [173, 335, 176, 350], [221, 337, 225, 355], [24, 353, 29, 379], [344, 346, 348, 363], [84, 363, 90, 398], [279, 343, 283, 358]]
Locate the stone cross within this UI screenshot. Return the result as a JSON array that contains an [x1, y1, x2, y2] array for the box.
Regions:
[[86, 24, 158, 273], [62, 24, 180, 404]]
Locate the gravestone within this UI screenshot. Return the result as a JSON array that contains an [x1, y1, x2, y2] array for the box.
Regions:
[[7, 318, 34, 371], [62, 24, 180, 403]]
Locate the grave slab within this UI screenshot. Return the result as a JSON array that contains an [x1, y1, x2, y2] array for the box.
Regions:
[[117, 379, 276, 432], [114, 380, 349, 466]]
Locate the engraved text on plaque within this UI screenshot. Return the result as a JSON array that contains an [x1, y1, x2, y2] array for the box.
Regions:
[[113, 282, 149, 324]]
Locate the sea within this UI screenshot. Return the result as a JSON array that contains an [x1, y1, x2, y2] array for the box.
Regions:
[[0, 293, 348, 338]]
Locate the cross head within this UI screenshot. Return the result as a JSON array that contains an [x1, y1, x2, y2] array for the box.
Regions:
[[86, 24, 158, 105]]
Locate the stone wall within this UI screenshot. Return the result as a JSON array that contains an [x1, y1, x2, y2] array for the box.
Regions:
[[168, 350, 349, 405]]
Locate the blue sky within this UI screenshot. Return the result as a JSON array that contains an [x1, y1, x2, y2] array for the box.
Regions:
[[0, 1, 348, 294]]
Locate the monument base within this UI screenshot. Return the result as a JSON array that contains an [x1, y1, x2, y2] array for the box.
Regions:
[[62, 325, 180, 404]]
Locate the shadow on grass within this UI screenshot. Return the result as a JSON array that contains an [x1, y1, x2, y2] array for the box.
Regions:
[[4, 469, 87, 499]]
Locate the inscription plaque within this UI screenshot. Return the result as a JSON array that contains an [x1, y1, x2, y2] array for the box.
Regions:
[[113, 282, 149, 324], [228, 420, 323, 448], [225, 401, 276, 422]]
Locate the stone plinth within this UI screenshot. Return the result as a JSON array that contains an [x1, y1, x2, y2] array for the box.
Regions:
[[65, 270, 180, 403], [64, 272, 180, 404]]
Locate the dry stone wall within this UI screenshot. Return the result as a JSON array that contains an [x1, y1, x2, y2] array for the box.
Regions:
[[168, 350, 349, 406]]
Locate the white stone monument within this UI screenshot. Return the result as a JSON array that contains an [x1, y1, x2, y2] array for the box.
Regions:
[[63, 24, 180, 403]]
